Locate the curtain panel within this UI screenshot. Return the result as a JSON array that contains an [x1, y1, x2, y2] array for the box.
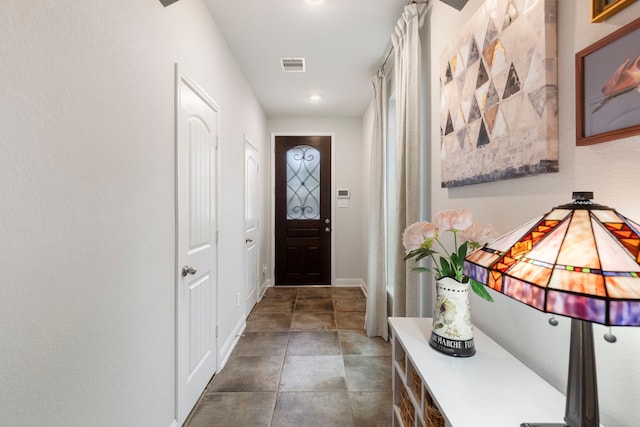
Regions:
[[391, 3, 425, 318], [366, 73, 388, 339], [366, 3, 426, 337]]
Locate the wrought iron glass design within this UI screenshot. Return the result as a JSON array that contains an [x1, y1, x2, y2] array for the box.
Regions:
[[286, 145, 320, 219]]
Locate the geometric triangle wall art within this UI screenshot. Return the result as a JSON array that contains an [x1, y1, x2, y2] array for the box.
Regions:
[[440, 0, 559, 187]]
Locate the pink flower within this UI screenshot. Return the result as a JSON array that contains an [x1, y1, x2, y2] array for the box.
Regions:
[[402, 221, 439, 252], [402, 208, 498, 302], [458, 222, 499, 245], [433, 209, 473, 232]]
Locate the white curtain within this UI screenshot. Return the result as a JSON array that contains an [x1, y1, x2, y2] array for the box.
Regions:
[[366, 3, 426, 337], [366, 72, 388, 339], [391, 3, 425, 318]]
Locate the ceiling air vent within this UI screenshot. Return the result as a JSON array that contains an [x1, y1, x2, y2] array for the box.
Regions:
[[281, 57, 306, 72]]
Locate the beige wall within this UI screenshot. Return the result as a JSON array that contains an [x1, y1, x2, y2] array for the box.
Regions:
[[0, 1, 267, 426], [425, 1, 640, 426]]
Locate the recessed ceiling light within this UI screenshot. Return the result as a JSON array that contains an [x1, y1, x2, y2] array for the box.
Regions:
[[305, 0, 323, 5], [307, 94, 323, 102]]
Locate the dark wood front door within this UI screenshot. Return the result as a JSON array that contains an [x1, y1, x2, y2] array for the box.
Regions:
[[275, 135, 331, 285]]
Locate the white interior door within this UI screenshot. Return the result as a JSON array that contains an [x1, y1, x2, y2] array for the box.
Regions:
[[175, 66, 218, 425], [244, 137, 259, 313]]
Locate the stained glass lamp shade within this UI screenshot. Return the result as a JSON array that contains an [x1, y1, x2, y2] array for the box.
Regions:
[[463, 192, 640, 427]]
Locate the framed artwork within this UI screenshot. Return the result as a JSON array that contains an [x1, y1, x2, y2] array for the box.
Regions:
[[439, 0, 558, 188], [591, 0, 637, 23], [575, 17, 640, 146]]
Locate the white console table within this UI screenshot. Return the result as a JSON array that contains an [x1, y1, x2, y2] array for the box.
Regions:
[[389, 317, 567, 427]]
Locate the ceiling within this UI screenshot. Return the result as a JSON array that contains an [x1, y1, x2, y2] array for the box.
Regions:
[[202, 0, 408, 118]]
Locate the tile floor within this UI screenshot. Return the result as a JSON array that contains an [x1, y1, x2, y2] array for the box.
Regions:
[[184, 286, 392, 427]]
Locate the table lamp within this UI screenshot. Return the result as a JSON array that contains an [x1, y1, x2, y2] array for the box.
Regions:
[[463, 192, 640, 427]]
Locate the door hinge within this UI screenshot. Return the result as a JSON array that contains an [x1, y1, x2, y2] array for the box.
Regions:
[[216, 230, 219, 244], [215, 324, 219, 338]]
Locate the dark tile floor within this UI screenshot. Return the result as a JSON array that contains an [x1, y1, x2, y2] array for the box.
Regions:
[[185, 286, 392, 427]]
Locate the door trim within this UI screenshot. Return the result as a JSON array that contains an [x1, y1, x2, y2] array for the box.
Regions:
[[270, 132, 335, 286]]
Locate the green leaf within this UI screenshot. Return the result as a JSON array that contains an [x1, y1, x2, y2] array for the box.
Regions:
[[470, 278, 494, 302], [415, 252, 430, 262], [457, 241, 468, 260], [439, 257, 451, 273], [450, 252, 460, 265], [411, 267, 431, 274], [404, 247, 436, 261], [403, 249, 419, 261]]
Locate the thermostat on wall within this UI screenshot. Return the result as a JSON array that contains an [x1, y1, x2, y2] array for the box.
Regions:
[[337, 189, 350, 199]]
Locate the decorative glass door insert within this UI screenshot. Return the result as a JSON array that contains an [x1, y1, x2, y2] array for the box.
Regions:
[[286, 145, 320, 220]]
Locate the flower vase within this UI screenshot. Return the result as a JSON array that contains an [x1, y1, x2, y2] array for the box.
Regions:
[[430, 277, 476, 357]]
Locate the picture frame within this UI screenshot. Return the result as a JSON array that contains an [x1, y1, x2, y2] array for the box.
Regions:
[[591, 0, 637, 23], [575, 16, 640, 146]]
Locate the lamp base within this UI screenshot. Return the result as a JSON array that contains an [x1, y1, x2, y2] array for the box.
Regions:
[[521, 320, 600, 427]]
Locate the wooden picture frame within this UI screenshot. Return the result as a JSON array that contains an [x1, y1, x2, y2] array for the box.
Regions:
[[591, 0, 637, 23], [576, 17, 640, 145]]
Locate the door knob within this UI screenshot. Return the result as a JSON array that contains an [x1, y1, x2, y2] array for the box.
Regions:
[[324, 218, 330, 224], [325, 227, 331, 232], [182, 265, 197, 277]]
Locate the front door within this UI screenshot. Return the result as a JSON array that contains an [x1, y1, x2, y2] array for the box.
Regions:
[[274, 135, 331, 286], [175, 67, 218, 424]]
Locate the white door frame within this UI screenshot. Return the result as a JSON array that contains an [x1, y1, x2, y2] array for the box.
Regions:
[[270, 132, 336, 286]]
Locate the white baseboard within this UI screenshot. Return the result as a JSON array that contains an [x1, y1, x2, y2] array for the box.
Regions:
[[259, 278, 272, 300], [334, 278, 366, 296], [333, 278, 365, 287], [218, 317, 246, 370]]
